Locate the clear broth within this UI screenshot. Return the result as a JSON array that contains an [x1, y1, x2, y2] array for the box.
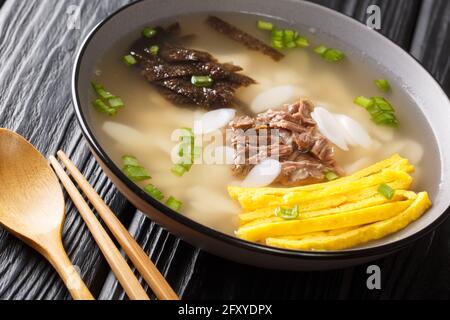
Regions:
[[91, 13, 427, 235]]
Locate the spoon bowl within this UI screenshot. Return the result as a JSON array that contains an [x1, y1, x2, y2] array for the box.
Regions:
[[0, 129, 93, 300]]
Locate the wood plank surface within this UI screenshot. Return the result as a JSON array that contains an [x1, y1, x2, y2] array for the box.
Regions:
[[0, 0, 449, 300]]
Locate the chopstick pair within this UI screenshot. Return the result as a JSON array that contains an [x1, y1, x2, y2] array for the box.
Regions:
[[49, 151, 179, 301]]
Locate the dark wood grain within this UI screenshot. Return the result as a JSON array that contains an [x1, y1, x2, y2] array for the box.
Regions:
[[0, 0, 135, 300], [0, 0, 449, 300]]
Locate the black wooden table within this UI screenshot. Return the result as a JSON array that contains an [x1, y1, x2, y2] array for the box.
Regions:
[[0, 0, 449, 300]]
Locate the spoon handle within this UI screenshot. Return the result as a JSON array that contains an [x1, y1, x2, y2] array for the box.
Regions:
[[44, 238, 94, 300]]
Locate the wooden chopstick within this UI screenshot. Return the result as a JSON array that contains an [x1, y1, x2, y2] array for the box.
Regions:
[[49, 156, 150, 301], [57, 151, 179, 301]]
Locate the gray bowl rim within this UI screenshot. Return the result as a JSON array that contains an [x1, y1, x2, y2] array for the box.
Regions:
[[72, 0, 450, 260]]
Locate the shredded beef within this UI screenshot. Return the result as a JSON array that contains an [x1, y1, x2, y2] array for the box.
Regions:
[[228, 100, 343, 186]]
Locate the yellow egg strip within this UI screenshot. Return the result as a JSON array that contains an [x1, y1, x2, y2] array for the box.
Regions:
[[239, 190, 416, 226], [228, 154, 412, 201], [236, 198, 415, 242], [265, 192, 431, 251], [236, 169, 412, 211]]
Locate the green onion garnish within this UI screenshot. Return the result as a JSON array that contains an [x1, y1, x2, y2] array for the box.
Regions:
[[166, 196, 183, 211], [91, 82, 114, 99], [285, 41, 297, 49], [191, 75, 214, 88], [257, 20, 274, 31], [266, 24, 309, 50], [123, 55, 137, 66], [271, 39, 284, 49], [315, 46, 345, 62], [354, 96, 375, 109], [142, 27, 157, 38], [375, 79, 391, 92], [271, 29, 284, 49], [144, 184, 164, 201], [173, 128, 197, 177], [92, 99, 117, 116], [378, 184, 395, 200], [91, 82, 125, 116], [314, 45, 328, 55], [373, 97, 394, 112], [322, 48, 345, 62], [123, 165, 151, 182], [108, 97, 124, 109], [325, 171, 339, 181], [149, 45, 160, 56], [171, 164, 187, 177], [295, 36, 309, 48], [275, 205, 300, 220], [181, 161, 193, 170], [122, 155, 151, 181], [283, 29, 296, 44], [354, 96, 399, 127], [91, 82, 103, 91], [122, 155, 140, 167], [272, 29, 284, 40]]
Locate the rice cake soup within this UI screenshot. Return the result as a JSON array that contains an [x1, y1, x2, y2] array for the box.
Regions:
[[89, 13, 432, 249]]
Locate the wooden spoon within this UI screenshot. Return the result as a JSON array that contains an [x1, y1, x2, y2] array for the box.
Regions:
[[0, 129, 94, 300]]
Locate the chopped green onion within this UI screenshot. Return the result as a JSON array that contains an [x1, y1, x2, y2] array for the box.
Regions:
[[275, 205, 299, 220], [354, 96, 374, 109], [373, 113, 399, 127], [271, 39, 284, 49], [285, 41, 297, 49], [171, 164, 187, 177], [91, 82, 114, 99], [144, 184, 164, 201], [283, 29, 296, 43], [122, 155, 140, 167], [142, 27, 157, 38], [123, 165, 151, 182], [180, 162, 193, 171], [354, 96, 399, 127], [264, 22, 309, 50], [325, 171, 339, 181], [123, 54, 137, 66], [149, 45, 160, 55], [108, 97, 124, 109], [92, 99, 117, 116], [315, 46, 345, 62], [378, 183, 395, 200], [91, 82, 103, 91], [257, 20, 274, 31], [271, 29, 284, 40], [375, 79, 391, 92], [271, 29, 284, 49], [322, 48, 345, 62], [191, 75, 214, 88], [295, 36, 309, 48], [314, 45, 328, 55], [166, 196, 183, 211], [174, 128, 196, 177], [91, 82, 125, 116], [372, 97, 394, 112]]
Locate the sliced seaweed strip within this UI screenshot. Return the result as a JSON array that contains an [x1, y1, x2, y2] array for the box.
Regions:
[[141, 58, 254, 85], [128, 23, 256, 109], [156, 78, 236, 108], [206, 16, 285, 62]]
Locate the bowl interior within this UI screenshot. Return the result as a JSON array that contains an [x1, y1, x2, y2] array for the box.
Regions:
[[74, 0, 450, 253]]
